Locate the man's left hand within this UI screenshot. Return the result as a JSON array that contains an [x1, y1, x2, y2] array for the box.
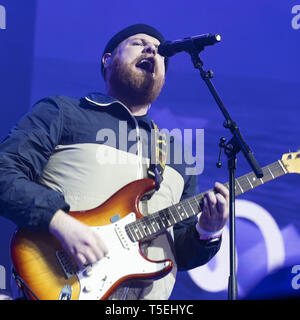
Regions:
[[198, 182, 229, 233]]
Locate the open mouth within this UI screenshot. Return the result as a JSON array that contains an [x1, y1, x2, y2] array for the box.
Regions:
[[136, 57, 155, 73]]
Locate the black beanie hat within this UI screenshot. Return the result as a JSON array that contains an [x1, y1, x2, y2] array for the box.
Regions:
[[101, 23, 168, 77]]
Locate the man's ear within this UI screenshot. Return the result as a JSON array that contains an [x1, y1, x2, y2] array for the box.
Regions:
[[102, 53, 112, 69]]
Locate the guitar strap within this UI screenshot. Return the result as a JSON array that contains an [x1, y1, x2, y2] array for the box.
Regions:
[[147, 120, 168, 191], [109, 121, 168, 301], [111, 123, 168, 300]]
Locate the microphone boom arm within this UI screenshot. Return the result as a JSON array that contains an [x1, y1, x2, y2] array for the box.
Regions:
[[189, 50, 263, 178]]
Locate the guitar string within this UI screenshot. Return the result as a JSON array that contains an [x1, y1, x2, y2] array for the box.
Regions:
[[126, 161, 286, 241], [127, 162, 285, 240]]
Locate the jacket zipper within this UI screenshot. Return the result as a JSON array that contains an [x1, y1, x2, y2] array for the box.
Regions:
[[85, 97, 143, 179]]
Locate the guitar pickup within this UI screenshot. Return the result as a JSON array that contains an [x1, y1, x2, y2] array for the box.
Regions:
[[114, 224, 130, 250]]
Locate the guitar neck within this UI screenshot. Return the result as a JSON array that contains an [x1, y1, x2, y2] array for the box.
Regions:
[[125, 160, 288, 242]]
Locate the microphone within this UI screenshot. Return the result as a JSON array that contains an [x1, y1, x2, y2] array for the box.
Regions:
[[158, 33, 221, 57]]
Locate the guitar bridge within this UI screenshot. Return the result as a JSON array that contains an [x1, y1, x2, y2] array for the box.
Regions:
[[56, 250, 76, 279]]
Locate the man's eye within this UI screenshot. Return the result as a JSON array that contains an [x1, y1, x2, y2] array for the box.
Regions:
[[133, 42, 143, 46]]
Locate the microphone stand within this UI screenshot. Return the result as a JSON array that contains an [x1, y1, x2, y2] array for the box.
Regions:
[[189, 48, 263, 300]]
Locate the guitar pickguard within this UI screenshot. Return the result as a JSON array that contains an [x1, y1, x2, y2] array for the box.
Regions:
[[77, 213, 171, 300]]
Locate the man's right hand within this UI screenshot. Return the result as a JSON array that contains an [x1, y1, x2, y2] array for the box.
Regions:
[[49, 209, 108, 268]]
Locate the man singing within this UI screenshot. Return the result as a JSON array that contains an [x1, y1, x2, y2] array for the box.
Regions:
[[0, 24, 229, 300]]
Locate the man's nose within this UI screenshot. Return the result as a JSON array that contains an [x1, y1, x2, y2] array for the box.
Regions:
[[144, 43, 157, 55]]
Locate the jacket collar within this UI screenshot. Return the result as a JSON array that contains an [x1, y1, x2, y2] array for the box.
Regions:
[[85, 92, 119, 106], [84, 92, 153, 130]]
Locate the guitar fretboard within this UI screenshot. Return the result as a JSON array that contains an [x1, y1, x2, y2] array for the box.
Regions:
[[125, 160, 287, 242]]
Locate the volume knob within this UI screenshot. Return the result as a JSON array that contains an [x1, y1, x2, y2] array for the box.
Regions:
[[83, 284, 93, 293], [84, 266, 93, 277]]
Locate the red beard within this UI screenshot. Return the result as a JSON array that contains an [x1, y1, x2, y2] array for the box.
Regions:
[[107, 55, 165, 107]]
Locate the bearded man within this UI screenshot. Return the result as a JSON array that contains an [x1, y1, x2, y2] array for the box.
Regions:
[[0, 24, 229, 300]]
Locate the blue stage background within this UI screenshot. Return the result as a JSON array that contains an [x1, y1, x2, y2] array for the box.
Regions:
[[0, 0, 299, 299]]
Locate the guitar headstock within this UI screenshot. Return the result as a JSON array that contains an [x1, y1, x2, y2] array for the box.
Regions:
[[281, 151, 300, 174]]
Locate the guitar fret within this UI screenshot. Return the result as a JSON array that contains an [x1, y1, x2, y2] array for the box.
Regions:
[[183, 201, 194, 218], [235, 179, 244, 194], [246, 175, 254, 189], [133, 225, 143, 241], [171, 205, 183, 222], [194, 195, 204, 212], [153, 213, 164, 231], [271, 163, 281, 177], [275, 163, 285, 176], [247, 172, 262, 188], [145, 215, 155, 234], [163, 208, 173, 226], [153, 214, 161, 231], [143, 224, 151, 236], [240, 175, 254, 193], [191, 196, 202, 213], [267, 167, 275, 179], [129, 225, 137, 240], [151, 216, 159, 233], [278, 160, 287, 174], [175, 206, 183, 221], [137, 222, 148, 238], [158, 216, 165, 229], [126, 225, 137, 242], [262, 166, 274, 183], [139, 222, 148, 238], [187, 199, 196, 215], [135, 222, 145, 239], [146, 216, 156, 233], [142, 216, 152, 235], [176, 203, 189, 219], [262, 168, 271, 181], [185, 200, 197, 218], [169, 209, 177, 224], [270, 162, 285, 177], [160, 210, 168, 228]]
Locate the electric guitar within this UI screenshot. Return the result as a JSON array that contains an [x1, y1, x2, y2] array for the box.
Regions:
[[10, 151, 300, 300]]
